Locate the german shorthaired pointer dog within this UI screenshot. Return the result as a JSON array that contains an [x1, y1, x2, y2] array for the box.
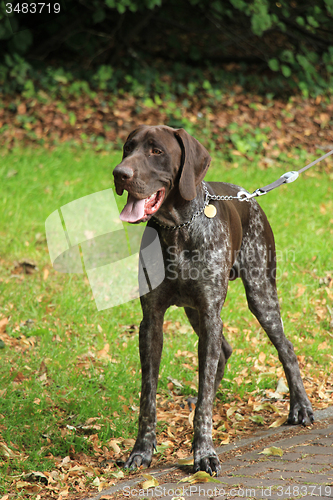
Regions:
[[113, 125, 314, 476]]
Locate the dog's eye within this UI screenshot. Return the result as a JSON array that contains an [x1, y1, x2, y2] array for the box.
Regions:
[[124, 144, 131, 154], [151, 148, 162, 155]]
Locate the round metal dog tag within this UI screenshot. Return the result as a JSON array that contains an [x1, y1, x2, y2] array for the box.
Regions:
[[204, 204, 217, 218]]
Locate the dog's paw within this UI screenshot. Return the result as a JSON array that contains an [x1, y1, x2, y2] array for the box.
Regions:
[[288, 400, 314, 426], [124, 449, 153, 471], [194, 454, 221, 476], [193, 438, 221, 476], [124, 438, 156, 471]]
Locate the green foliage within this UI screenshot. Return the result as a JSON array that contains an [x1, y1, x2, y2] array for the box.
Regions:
[[9, 29, 33, 54], [227, 123, 270, 155], [0, 0, 333, 95], [250, 0, 272, 36], [93, 65, 114, 90], [268, 58, 279, 72], [105, 0, 162, 12], [0, 53, 31, 89], [226, 0, 333, 94]]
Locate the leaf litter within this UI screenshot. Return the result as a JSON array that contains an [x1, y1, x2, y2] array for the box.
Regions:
[[1, 89, 333, 168]]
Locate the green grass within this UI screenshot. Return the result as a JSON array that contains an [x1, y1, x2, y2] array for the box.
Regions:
[[0, 144, 332, 495]]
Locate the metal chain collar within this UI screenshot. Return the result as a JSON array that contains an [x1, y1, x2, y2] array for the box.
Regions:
[[152, 182, 250, 231], [202, 183, 251, 203]]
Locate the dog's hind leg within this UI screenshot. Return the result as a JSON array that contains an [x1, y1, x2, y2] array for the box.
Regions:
[[239, 206, 314, 425]]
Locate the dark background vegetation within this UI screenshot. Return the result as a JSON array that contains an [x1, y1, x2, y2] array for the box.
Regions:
[[1, 0, 333, 97]]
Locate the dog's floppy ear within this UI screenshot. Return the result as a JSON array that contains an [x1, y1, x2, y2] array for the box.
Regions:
[[175, 128, 211, 201]]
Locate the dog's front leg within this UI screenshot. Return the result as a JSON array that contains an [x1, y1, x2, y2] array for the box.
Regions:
[[124, 305, 165, 470], [193, 311, 223, 476]]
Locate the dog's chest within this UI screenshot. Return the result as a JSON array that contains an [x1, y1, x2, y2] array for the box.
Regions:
[[157, 220, 231, 306]]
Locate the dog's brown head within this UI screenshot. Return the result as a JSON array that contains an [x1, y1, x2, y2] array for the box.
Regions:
[[113, 125, 211, 223]]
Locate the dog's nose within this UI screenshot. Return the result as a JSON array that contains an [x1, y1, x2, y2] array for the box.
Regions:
[[113, 165, 134, 182]]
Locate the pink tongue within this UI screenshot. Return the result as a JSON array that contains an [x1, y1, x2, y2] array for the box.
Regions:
[[119, 194, 146, 223]]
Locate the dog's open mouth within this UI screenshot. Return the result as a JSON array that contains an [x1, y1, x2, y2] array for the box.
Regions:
[[119, 188, 165, 223]]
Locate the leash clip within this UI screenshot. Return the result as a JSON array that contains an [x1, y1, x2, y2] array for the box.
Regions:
[[252, 188, 267, 197], [237, 188, 266, 201], [237, 190, 254, 201]]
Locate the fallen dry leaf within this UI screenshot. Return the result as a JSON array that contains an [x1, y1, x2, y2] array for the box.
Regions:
[[295, 284, 307, 297], [0, 442, 20, 459], [269, 415, 288, 428], [108, 439, 121, 454], [219, 434, 230, 445], [276, 378, 289, 393], [0, 317, 8, 333], [178, 471, 222, 484], [110, 470, 124, 479], [258, 351, 266, 364], [226, 407, 238, 419], [259, 446, 284, 457], [178, 457, 194, 466], [97, 343, 110, 359], [16, 481, 42, 493], [318, 341, 328, 350], [250, 415, 264, 425], [138, 473, 159, 489], [58, 487, 69, 497], [253, 402, 280, 413], [23, 471, 48, 485]]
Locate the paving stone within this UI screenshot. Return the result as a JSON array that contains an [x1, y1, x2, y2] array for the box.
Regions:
[[300, 454, 333, 464], [273, 434, 317, 448], [229, 464, 274, 476], [306, 425, 333, 436], [262, 461, 331, 473], [262, 470, 330, 481], [302, 497, 333, 500], [228, 453, 260, 462], [315, 438, 333, 446], [219, 459, 247, 467], [290, 445, 333, 455], [239, 452, 304, 462], [230, 478, 284, 487]]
